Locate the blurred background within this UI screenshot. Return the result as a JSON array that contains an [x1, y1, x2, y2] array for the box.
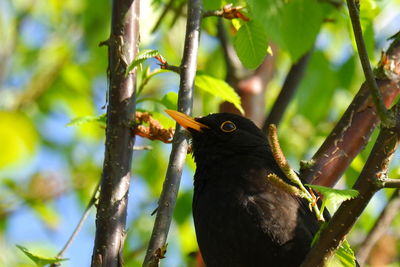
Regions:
[[0, 0, 400, 266]]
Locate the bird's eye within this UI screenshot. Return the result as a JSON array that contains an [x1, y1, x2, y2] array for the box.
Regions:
[[220, 121, 236, 132]]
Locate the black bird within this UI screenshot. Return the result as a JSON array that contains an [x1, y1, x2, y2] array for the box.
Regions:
[[166, 110, 324, 267]]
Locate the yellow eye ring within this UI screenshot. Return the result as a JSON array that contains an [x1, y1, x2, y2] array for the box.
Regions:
[[220, 121, 236, 132]]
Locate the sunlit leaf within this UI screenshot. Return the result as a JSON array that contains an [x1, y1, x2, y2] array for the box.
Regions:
[[306, 184, 359, 211], [328, 240, 357, 267], [0, 111, 38, 170], [16, 245, 68, 267], [67, 114, 107, 127], [247, 0, 284, 46], [195, 74, 244, 114], [126, 49, 164, 75], [233, 20, 268, 69]]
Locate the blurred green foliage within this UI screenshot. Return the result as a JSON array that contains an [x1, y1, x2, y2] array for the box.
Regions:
[[0, 0, 399, 266]]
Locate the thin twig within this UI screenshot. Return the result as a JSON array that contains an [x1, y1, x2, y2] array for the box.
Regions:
[[159, 63, 181, 74], [380, 178, 400, 188], [142, 0, 202, 266], [50, 183, 100, 267], [133, 146, 153, 151], [356, 189, 400, 265], [346, 0, 391, 125], [203, 4, 249, 21]]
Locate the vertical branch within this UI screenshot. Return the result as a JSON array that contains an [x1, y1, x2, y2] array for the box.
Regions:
[[91, 1, 140, 267], [142, 0, 202, 266]]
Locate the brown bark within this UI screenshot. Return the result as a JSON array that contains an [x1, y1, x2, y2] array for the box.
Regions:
[[301, 103, 400, 266], [142, 0, 202, 266], [301, 79, 400, 186], [91, 0, 140, 266], [301, 34, 400, 186]]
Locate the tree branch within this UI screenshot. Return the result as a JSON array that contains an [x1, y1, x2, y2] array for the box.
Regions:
[[346, 0, 391, 125], [203, 4, 249, 21], [142, 0, 202, 266], [50, 183, 100, 267], [262, 50, 312, 131], [300, 103, 400, 266], [91, 0, 140, 266], [356, 189, 400, 265], [380, 178, 400, 188], [301, 34, 400, 187]]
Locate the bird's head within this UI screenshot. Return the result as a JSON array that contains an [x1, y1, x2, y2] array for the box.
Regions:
[[165, 110, 269, 167]]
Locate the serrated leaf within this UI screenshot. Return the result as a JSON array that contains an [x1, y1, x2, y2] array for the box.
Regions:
[[16, 245, 68, 267], [195, 74, 244, 114], [160, 92, 178, 110], [328, 240, 357, 267], [306, 184, 359, 210], [335, 240, 357, 267], [233, 20, 268, 69], [126, 49, 164, 74], [67, 114, 106, 127]]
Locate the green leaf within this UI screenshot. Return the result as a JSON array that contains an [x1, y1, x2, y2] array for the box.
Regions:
[[247, 0, 284, 46], [233, 20, 269, 69], [280, 0, 324, 61], [160, 92, 178, 110], [16, 245, 68, 267], [0, 111, 39, 170], [335, 240, 357, 267], [311, 226, 356, 267], [67, 114, 107, 127], [126, 49, 164, 74], [306, 184, 359, 210], [195, 74, 244, 114]]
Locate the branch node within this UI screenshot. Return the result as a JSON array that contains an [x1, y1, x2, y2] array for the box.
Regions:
[[203, 4, 249, 21]]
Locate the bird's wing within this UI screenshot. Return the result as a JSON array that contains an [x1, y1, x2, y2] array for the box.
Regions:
[[243, 168, 324, 243]]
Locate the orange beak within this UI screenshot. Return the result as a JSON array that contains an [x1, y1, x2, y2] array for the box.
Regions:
[[165, 109, 209, 132]]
